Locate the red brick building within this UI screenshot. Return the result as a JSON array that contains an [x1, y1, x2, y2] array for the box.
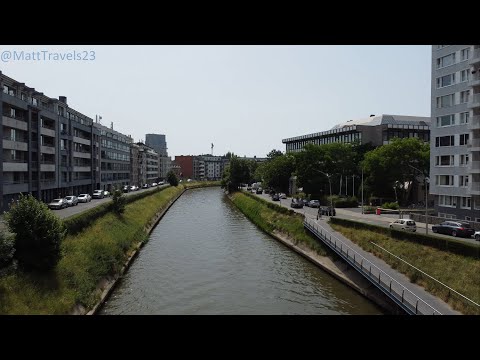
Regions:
[[174, 155, 194, 179]]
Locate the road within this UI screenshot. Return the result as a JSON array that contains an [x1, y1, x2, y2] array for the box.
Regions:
[[248, 190, 479, 246]]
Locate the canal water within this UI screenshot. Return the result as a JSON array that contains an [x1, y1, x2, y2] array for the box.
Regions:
[[100, 187, 383, 315]]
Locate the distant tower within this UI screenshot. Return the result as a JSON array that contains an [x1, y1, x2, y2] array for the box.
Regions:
[[211, 143, 214, 155]]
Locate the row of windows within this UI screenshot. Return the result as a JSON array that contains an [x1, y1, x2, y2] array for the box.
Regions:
[[436, 112, 469, 127], [286, 133, 362, 151], [434, 134, 469, 147], [435, 175, 469, 187], [101, 139, 130, 152], [438, 195, 472, 209], [101, 162, 130, 171], [101, 173, 130, 182], [436, 47, 470, 69], [100, 130, 131, 144], [382, 131, 429, 142], [101, 151, 130, 162], [436, 69, 470, 89], [434, 154, 469, 167], [436, 91, 470, 108]]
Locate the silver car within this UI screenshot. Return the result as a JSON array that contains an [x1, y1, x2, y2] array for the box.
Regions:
[[77, 194, 91, 203], [389, 219, 416, 232], [64, 196, 78, 207], [48, 198, 68, 210]]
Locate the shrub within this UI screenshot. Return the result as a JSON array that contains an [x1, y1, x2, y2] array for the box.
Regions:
[[0, 232, 15, 269], [327, 195, 358, 208], [383, 202, 399, 210], [4, 194, 66, 271], [112, 187, 126, 214], [167, 171, 179, 186]]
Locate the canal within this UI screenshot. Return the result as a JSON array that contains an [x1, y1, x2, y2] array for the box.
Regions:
[[100, 187, 383, 315]]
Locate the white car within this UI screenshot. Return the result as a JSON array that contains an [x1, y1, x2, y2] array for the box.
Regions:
[[474, 231, 480, 241], [389, 219, 417, 232], [77, 194, 91, 203], [151, 183, 157, 187]]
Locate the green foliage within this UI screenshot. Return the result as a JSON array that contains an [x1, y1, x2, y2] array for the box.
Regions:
[[326, 195, 358, 208], [4, 194, 66, 271], [382, 202, 400, 210], [221, 156, 253, 192], [167, 170, 179, 186], [267, 149, 283, 159], [362, 137, 430, 202], [261, 154, 295, 194], [0, 232, 15, 268], [112, 187, 126, 214]]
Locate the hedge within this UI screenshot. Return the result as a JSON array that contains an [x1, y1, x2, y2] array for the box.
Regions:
[[329, 217, 480, 259]]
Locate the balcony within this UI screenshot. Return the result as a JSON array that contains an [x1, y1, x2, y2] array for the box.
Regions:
[[73, 136, 91, 146], [41, 145, 56, 154], [470, 71, 480, 87], [40, 127, 56, 137], [3, 161, 28, 172], [73, 166, 91, 172], [469, 48, 480, 66], [73, 151, 91, 159], [469, 139, 480, 151], [469, 93, 480, 109], [2, 115, 28, 131], [2, 139, 28, 151], [470, 161, 480, 173], [40, 163, 56, 172], [469, 115, 480, 130]]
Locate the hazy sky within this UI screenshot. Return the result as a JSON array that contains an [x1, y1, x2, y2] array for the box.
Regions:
[[0, 45, 431, 158]]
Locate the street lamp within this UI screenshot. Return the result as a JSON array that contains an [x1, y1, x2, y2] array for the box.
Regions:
[[318, 170, 333, 211], [408, 164, 429, 235]]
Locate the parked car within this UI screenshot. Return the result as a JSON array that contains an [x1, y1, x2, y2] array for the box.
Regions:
[[308, 200, 320, 208], [143, 184, 149, 189], [302, 199, 309, 206], [48, 198, 68, 210], [431, 221, 475, 238], [279, 193, 287, 199], [123, 186, 130, 193], [272, 194, 280, 201], [104, 190, 110, 197], [247, 186, 252, 191], [256, 188, 263, 194], [77, 194, 91, 203], [474, 231, 480, 241], [319, 206, 336, 216], [130, 185, 136, 192], [64, 195, 79, 207], [389, 219, 416, 232], [159, 181, 165, 185], [92, 190, 105, 199], [291, 198, 304, 209], [152, 182, 158, 187]]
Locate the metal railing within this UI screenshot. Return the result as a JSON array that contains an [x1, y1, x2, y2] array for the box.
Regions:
[[303, 217, 442, 315]]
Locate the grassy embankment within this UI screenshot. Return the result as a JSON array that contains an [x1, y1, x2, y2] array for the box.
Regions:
[[0, 185, 183, 314], [230, 191, 327, 256], [182, 180, 221, 189], [329, 221, 480, 315]]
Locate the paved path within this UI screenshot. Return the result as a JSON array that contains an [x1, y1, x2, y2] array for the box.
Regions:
[[249, 190, 461, 315]]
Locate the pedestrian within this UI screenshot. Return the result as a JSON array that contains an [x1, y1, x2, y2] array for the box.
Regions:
[[317, 207, 321, 220]]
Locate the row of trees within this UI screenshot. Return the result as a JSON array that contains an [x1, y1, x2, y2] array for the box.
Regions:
[[222, 137, 430, 205]]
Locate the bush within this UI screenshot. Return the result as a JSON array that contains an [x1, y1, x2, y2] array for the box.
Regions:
[[167, 171, 179, 186], [0, 232, 15, 269], [4, 194, 66, 271], [112, 187, 126, 214], [327, 195, 358, 208], [383, 202, 399, 210]]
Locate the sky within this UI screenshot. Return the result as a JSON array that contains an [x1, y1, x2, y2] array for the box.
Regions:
[[0, 45, 432, 158]]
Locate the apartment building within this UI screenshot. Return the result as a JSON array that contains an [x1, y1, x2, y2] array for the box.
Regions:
[[137, 142, 159, 185], [130, 143, 140, 186], [282, 114, 430, 153], [93, 122, 132, 192], [145, 133, 171, 179], [0, 71, 100, 211], [431, 45, 480, 221]]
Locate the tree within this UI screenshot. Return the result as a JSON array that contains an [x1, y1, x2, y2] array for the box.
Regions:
[[267, 149, 283, 160], [362, 137, 430, 204], [221, 156, 251, 192], [0, 232, 15, 269], [167, 170, 179, 186], [112, 186, 126, 214], [4, 194, 66, 271], [262, 154, 295, 194]]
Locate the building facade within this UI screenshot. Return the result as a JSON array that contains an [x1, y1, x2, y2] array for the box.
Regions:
[[145, 133, 167, 156], [430, 45, 480, 221], [1, 71, 100, 211], [174, 155, 194, 179], [282, 114, 430, 153], [136, 142, 159, 185], [93, 122, 132, 192], [130, 143, 140, 186]]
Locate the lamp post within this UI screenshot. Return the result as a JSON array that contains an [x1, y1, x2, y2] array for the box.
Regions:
[[318, 170, 333, 210], [361, 166, 364, 214], [408, 164, 429, 235]]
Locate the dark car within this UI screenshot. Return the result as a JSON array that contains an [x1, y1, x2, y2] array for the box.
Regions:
[[256, 188, 263, 194], [308, 200, 320, 208], [272, 194, 280, 201], [290, 198, 304, 209], [431, 221, 475, 238], [319, 206, 336, 216]]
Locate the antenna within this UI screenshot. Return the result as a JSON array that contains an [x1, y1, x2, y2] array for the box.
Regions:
[[211, 143, 214, 155]]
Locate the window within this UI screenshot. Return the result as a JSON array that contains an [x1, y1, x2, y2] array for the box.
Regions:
[[436, 114, 455, 127], [459, 175, 469, 187], [436, 94, 455, 108], [460, 154, 469, 166], [459, 112, 469, 124], [439, 195, 457, 207], [460, 90, 470, 104], [460, 70, 470, 82], [461, 48, 470, 61], [459, 133, 469, 145], [436, 53, 456, 68], [435, 155, 454, 166], [436, 45, 449, 50], [435, 135, 455, 147], [436, 175, 455, 186], [465, 216, 471, 221], [460, 197, 471, 209], [60, 139, 67, 151], [436, 73, 455, 88], [10, 129, 16, 141], [32, 98, 37, 106], [21, 93, 26, 101], [2, 85, 8, 94]]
